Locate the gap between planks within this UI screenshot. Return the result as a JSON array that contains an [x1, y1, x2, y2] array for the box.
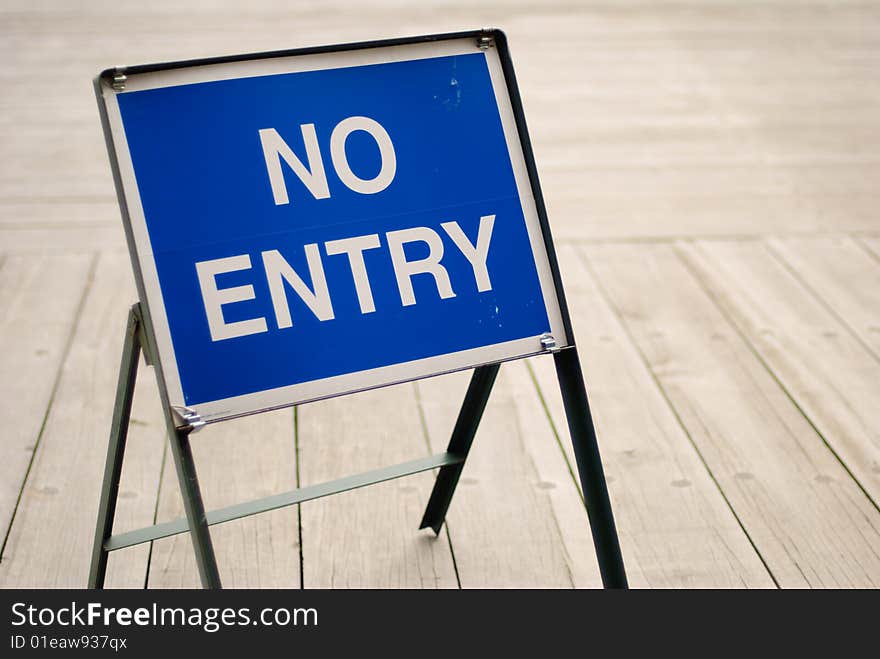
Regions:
[[0, 252, 164, 587], [0, 252, 97, 561], [678, 238, 880, 513], [532, 244, 775, 588], [583, 241, 880, 587]]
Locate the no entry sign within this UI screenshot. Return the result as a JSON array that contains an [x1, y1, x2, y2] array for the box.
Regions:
[[99, 32, 568, 423], [91, 31, 628, 591]]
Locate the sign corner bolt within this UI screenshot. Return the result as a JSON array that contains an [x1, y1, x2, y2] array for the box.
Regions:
[[111, 66, 127, 92], [540, 332, 560, 353], [172, 405, 206, 433]]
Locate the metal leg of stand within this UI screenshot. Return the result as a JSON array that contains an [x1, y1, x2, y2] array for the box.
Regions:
[[419, 363, 500, 534], [554, 347, 628, 589], [166, 424, 223, 589], [88, 305, 141, 589]]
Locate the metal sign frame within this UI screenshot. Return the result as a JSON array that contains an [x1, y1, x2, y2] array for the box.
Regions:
[[89, 29, 628, 590], [96, 30, 570, 426]]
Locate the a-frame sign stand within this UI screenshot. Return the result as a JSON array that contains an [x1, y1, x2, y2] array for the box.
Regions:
[[89, 304, 222, 588], [89, 303, 627, 589], [420, 347, 627, 588], [88, 30, 628, 590]]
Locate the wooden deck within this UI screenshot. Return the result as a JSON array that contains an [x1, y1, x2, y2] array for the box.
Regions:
[[1, 0, 879, 588]]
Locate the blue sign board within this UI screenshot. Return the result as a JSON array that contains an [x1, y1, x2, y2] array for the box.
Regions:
[[101, 36, 567, 422]]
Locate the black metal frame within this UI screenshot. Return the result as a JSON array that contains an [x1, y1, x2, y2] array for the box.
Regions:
[[89, 305, 626, 589], [89, 304, 221, 589], [90, 29, 627, 589]]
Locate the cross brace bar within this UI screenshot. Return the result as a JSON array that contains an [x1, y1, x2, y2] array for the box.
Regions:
[[104, 451, 463, 552]]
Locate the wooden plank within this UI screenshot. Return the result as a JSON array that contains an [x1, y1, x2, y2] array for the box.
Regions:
[[584, 242, 880, 588], [529, 244, 775, 587], [0, 199, 119, 226], [3, 1, 880, 241], [416, 364, 602, 588], [0, 227, 126, 253], [680, 239, 880, 509], [147, 409, 300, 588], [0, 252, 164, 587], [523, 1, 880, 240], [768, 236, 880, 358], [860, 236, 880, 264], [0, 252, 92, 543], [297, 383, 457, 588]]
